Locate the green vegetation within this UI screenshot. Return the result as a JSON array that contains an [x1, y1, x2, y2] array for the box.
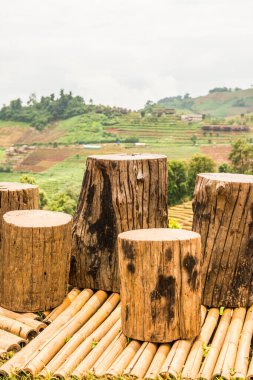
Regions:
[[187, 154, 216, 195], [156, 87, 253, 117], [168, 160, 188, 205], [1, 89, 253, 213], [168, 218, 181, 229], [0, 90, 130, 131], [229, 139, 253, 174], [168, 154, 216, 205]]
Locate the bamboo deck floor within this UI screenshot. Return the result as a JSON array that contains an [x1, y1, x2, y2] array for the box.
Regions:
[[0, 290, 253, 379], [0, 203, 252, 379]]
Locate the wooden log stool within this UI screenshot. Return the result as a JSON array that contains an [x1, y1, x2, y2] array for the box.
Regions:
[[118, 228, 202, 342], [193, 173, 253, 307], [0, 210, 72, 312], [71, 153, 168, 292], [0, 182, 39, 248]]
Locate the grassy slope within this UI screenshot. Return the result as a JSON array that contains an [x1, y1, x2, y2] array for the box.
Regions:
[[158, 88, 253, 117]]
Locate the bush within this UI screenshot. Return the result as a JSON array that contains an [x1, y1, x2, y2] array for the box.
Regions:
[[168, 218, 181, 229], [0, 166, 12, 173], [123, 137, 139, 143], [46, 192, 77, 215]]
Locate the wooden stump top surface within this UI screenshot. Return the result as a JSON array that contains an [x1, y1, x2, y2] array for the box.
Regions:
[[198, 172, 253, 183], [88, 153, 167, 161], [3, 210, 72, 228], [118, 228, 200, 242], [0, 182, 38, 191]]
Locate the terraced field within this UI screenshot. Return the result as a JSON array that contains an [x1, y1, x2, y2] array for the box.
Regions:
[[0, 112, 252, 198], [169, 201, 193, 230]]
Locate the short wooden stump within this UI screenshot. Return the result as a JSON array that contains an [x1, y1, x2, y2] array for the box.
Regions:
[[0, 210, 72, 312], [118, 228, 202, 342], [0, 182, 39, 247]]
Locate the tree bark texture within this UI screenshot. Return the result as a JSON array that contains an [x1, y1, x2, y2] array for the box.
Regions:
[[0, 182, 39, 248], [70, 153, 168, 292], [1, 210, 72, 312], [192, 173, 253, 307], [118, 228, 202, 342]]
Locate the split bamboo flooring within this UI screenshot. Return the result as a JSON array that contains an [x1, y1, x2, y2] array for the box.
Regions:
[[1, 203, 251, 379], [0, 287, 252, 379]]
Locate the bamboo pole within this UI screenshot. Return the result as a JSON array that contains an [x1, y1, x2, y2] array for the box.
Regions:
[[213, 308, 246, 380], [198, 309, 232, 380], [41, 293, 120, 377], [106, 340, 142, 377], [145, 344, 171, 379], [0, 307, 46, 332], [0, 329, 27, 349], [160, 340, 180, 376], [21, 313, 40, 320], [44, 288, 81, 323], [93, 332, 128, 377], [127, 343, 158, 378], [160, 305, 207, 378], [124, 342, 149, 375], [234, 305, 253, 379], [0, 315, 37, 340], [165, 339, 193, 378], [0, 342, 20, 353], [182, 308, 220, 379], [0, 288, 94, 377], [71, 319, 121, 378], [52, 304, 121, 379], [22, 290, 108, 376]]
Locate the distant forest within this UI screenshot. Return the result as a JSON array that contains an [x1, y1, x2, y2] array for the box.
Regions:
[[0, 90, 131, 130]]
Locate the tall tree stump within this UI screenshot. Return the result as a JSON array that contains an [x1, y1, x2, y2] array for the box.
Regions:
[[0, 182, 39, 248], [70, 153, 168, 292], [192, 173, 253, 307], [1, 210, 72, 312], [118, 228, 202, 342]]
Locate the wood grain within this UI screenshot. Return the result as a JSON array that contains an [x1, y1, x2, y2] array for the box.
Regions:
[[192, 173, 253, 307], [70, 153, 168, 292], [1, 210, 72, 312], [0, 182, 39, 248], [118, 228, 202, 342]]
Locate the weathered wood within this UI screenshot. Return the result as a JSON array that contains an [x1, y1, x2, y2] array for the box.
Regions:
[[0, 182, 39, 248], [192, 173, 253, 307], [118, 228, 202, 342], [1, 210, 72, 312], [70, 153, 168, 292]]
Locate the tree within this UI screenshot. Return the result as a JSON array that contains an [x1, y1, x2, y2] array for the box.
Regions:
[[168, 160, 188, 205], [229, 139, 253, 174], [187, 154, 216, 196], [219, 163, 232, 173], [191, 135, 197, 145]]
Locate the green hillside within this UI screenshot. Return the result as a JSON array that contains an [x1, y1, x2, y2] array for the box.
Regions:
[[1, 89, 253, 201], [157, 88, 253, 117]]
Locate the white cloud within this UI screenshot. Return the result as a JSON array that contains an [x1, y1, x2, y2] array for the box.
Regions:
[[0, 0, 253, 108]]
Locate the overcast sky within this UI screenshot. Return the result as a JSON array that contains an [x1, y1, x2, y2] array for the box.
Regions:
[[0, 0, 253, 109]]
